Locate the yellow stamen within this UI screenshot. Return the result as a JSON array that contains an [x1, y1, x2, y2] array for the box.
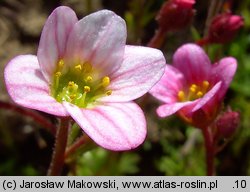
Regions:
[[58, 59, 64, 68], [203, 81, 209, 88], [202, 80, 210, 93], [84, 86, 91, 93], [83, 62, 92, 73], [67, 81, 78, 92], [52, 59, 114, 108], [190, 87, 196, 93], [75, 64, 82, 71], [55, 71, 62, 77], [189, 84, 197, 93], [102, 76, 110, 87], [85, 76, 93, 83], [178, 91, 185, 101], [68, 81, 75, 87], [191, 84, 198, 89], [196, 91, 203, 98], [70, 94, 76, 100], [106, 90, 112, 96]]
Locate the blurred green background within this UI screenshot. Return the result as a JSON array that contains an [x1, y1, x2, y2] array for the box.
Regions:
[[0, 0, 249, 175]]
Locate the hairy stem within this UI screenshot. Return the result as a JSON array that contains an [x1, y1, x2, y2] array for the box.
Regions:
[[202, 127, 215, 176], [0, 100, 56, 135], [65, 134, 90, 158], [47, 118, 70, 176]]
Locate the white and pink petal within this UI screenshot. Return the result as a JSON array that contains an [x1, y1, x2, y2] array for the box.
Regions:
[[65, 10, 126, 76], [100, 45, 166, 102], [63, 102, 146, 151], [37, 6, 78, 82], [4, 55, 68, 116]]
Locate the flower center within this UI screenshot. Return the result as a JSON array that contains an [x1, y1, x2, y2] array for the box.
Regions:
[[51, 59, 112, 108], [178, 80, 210, 102]]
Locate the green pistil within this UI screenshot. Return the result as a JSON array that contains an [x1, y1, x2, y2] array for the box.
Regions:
[[51, 60, 112, 108]]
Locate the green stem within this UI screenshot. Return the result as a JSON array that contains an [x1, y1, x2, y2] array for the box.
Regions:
[[202, 127, 215, 176], [47, 118, 70, 176]]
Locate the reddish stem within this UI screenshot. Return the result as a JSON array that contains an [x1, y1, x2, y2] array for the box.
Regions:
[[147, 28, 166, 48], [196, 37, 209, 46], [0, 100, 56, 135], [204, 0, 224, 37], [47, 118, 70, 176], [202, 127, 215, 176], [64, 134, 90, 158]]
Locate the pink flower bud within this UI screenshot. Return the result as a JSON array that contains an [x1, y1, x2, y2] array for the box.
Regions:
[[156, 0, 195, 32], [175, 0, 195, 8], [208, 13, 244, 44], [216, 111, 240, 138]]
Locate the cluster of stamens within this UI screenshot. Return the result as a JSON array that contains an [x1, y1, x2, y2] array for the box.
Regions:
[[51, 59, 112, 108], [178, 81, 210, 102]]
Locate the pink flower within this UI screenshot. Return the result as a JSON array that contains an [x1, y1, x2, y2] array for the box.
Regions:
[[4, 6, 166, 150], [150, 44, 237, 128]]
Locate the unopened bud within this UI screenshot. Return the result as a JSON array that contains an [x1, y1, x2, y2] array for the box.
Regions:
[[208, 13, 244, 44], [157, 0, 195, 32], [216, 111, 240, 138]]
